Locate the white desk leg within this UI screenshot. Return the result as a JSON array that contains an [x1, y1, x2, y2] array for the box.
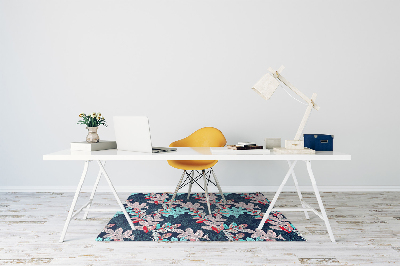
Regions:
[[83, 161, 106, 219], [59, 160, 89, 242], [257, 160, 298, 230], [96, 160, 136, 231], [306, 160, 335, 242], [288, 160, 310, 220]]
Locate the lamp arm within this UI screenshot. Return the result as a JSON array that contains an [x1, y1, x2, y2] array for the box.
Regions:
[[294, 93, 317, 140], [273, 72, 320, 111], [264, 66, 320, 141]]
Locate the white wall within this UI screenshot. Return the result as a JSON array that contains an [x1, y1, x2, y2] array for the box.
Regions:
[[1, 0, 399, 190]]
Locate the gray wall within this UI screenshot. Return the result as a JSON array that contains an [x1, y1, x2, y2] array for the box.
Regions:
[[1, 0, 399, 189]]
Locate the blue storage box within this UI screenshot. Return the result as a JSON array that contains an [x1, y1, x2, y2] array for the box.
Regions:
[[304, 134, 334, 151]]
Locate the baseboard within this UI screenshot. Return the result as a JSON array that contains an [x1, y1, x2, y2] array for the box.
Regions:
[[1, 186, 400, 193]]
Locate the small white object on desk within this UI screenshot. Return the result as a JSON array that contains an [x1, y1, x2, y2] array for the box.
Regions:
[[265, 138, 281, 149], [211, 147, 270, 155], [70, 140, 117, 151]]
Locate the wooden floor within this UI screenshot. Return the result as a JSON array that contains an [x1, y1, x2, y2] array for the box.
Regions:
[[0, 191, 399, 265]]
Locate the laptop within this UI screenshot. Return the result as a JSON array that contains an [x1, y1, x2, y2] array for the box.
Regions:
[[113, 116, 177, 153]]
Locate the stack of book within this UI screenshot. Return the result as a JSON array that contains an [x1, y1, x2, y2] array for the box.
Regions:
[[70, 140, 117, 151], [211, 142, 270, 155], [227, 142, 263, 150]]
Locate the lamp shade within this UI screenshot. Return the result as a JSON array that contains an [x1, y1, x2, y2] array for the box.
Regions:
[[252, 73, 280, 101]]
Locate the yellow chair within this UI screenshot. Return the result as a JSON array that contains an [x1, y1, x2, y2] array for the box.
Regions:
[[168, 127, 227, 214]]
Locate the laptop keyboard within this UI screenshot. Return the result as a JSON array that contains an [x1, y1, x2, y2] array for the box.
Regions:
[[152, 147, 177, 153]]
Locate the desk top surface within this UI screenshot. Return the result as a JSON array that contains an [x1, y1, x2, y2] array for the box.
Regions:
[[43, 147, 351, 161]]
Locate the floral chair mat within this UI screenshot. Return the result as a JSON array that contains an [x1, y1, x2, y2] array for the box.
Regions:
[[96, 192, 306, 242]]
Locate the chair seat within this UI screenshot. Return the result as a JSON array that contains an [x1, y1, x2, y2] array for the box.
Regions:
[[167, 160, 218, 170]]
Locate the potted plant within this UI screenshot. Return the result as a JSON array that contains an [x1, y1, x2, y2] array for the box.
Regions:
[[77, 112, 107, 143]]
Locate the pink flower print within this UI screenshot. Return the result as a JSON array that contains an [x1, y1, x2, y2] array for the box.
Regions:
[[243, 193, 269, 205], [176, 228, 209, 241], [102, 227, 135, 241], [131, 211, 147, 224], [250, 229, 284, 241], [145, 193, 170, 205], [158, 233, 172, 240], [137, 213, 163, 232], [266, 212, 293, 232], [201, 214, 226, 232], [155, 223, 182, 234], [152, 193, 170, 204], [126, 201, 148, 211], [179, 202, 202, 212], [233, 202, 257, 211], [231, 233, 245, 241], [197, 193, 219, 205], [279, 223, 294, 233], [193, 193, 205, 199], [224, 223, 253, 235]]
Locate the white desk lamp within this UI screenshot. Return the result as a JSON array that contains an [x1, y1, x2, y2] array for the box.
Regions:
[[252, 66, 319, 154]]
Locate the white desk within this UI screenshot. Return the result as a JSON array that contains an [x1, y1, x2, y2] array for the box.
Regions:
[[43, 147, 351, 242]]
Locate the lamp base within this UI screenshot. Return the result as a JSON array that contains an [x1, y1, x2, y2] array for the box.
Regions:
[[273, 147, 315, 154]]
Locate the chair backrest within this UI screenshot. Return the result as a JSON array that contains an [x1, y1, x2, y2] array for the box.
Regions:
[[170, 127, 226, 148]]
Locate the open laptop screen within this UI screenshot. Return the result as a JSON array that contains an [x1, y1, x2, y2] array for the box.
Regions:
[[114, 116, 153, 153]]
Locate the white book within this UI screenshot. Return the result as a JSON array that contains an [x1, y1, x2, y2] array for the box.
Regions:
[[211, 147, 270, 155], [70, 140, 117, 151]]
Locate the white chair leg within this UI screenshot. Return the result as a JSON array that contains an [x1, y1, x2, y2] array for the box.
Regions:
[[170, 170, 186, 208], [211, 168, 226, 204], [187, 170, 194, 200], [203, 169, 212, 215]]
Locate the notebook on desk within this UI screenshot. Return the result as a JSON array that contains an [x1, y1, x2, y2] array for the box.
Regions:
[[113, 116, 176, 153]]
